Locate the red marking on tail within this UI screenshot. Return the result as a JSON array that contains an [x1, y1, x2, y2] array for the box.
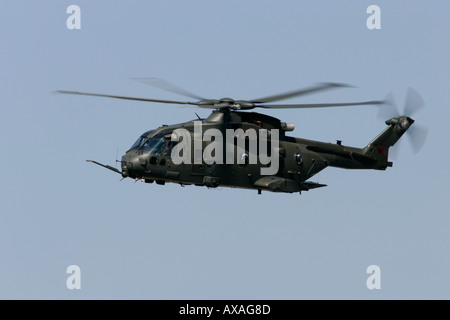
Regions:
[[377, 143, 385, 155]]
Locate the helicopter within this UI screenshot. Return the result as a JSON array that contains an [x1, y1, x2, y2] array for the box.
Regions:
[[57, 79, 427, 194]]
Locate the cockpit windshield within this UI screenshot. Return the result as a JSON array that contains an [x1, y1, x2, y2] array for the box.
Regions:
[[141, 137, 166, 154], [128, 130, 154, 151], [128, 131, 172, 155], [130, 136, 148, 150]]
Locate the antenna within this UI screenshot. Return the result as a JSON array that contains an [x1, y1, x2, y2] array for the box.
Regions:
[[115, 147, 119, 170]]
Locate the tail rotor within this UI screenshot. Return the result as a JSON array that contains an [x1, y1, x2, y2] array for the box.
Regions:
[[378, 87, 428, 157]]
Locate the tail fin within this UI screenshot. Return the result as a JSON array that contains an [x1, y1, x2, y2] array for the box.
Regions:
[[363, 116, 414, 169]]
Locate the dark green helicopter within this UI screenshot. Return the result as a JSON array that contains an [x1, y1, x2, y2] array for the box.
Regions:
[[58, 80, 427, 194]]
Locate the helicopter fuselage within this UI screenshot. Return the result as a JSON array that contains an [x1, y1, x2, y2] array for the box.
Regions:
[[116, 110, 404, 194]]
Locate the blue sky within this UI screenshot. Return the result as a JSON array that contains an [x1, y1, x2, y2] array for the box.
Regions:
[[1, 1, 449, 299]]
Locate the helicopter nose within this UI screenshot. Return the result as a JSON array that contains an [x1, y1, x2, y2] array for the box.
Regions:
[[121, 154, 129, 178], [121, 153, 142, 179]]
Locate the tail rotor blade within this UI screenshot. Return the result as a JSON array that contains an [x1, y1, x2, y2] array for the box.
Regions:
[[404, 87, 425, 116], [407, 124, 429, 154], [377, 92, 399, 120], [389, 139, 402, 160]]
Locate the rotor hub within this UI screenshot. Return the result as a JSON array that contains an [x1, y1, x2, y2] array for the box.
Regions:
[[399, 116, 414, 131]]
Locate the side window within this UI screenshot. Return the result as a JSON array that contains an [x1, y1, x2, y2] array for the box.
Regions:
[[153, 140, 165, 155], [163, 140, 176, 156]]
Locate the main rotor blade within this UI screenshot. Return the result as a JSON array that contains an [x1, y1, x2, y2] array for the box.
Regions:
[[195, 103, 228, 109], [132, 77, 206, 101], [256, 100, 384, 109], [56, 90, 198, 105], [250, 82, 352, 104], [404, 87, 425, 116]]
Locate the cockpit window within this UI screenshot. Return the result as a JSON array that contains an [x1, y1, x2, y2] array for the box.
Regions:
[[128, 130, 154, 151], [128, 131, 175, 155], [130, 136, 148, 150], [140, 132, 172, 155], [141, 138, 165, 154]]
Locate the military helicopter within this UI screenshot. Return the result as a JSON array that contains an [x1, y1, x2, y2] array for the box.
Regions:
[[58, 79, 427, 194]]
